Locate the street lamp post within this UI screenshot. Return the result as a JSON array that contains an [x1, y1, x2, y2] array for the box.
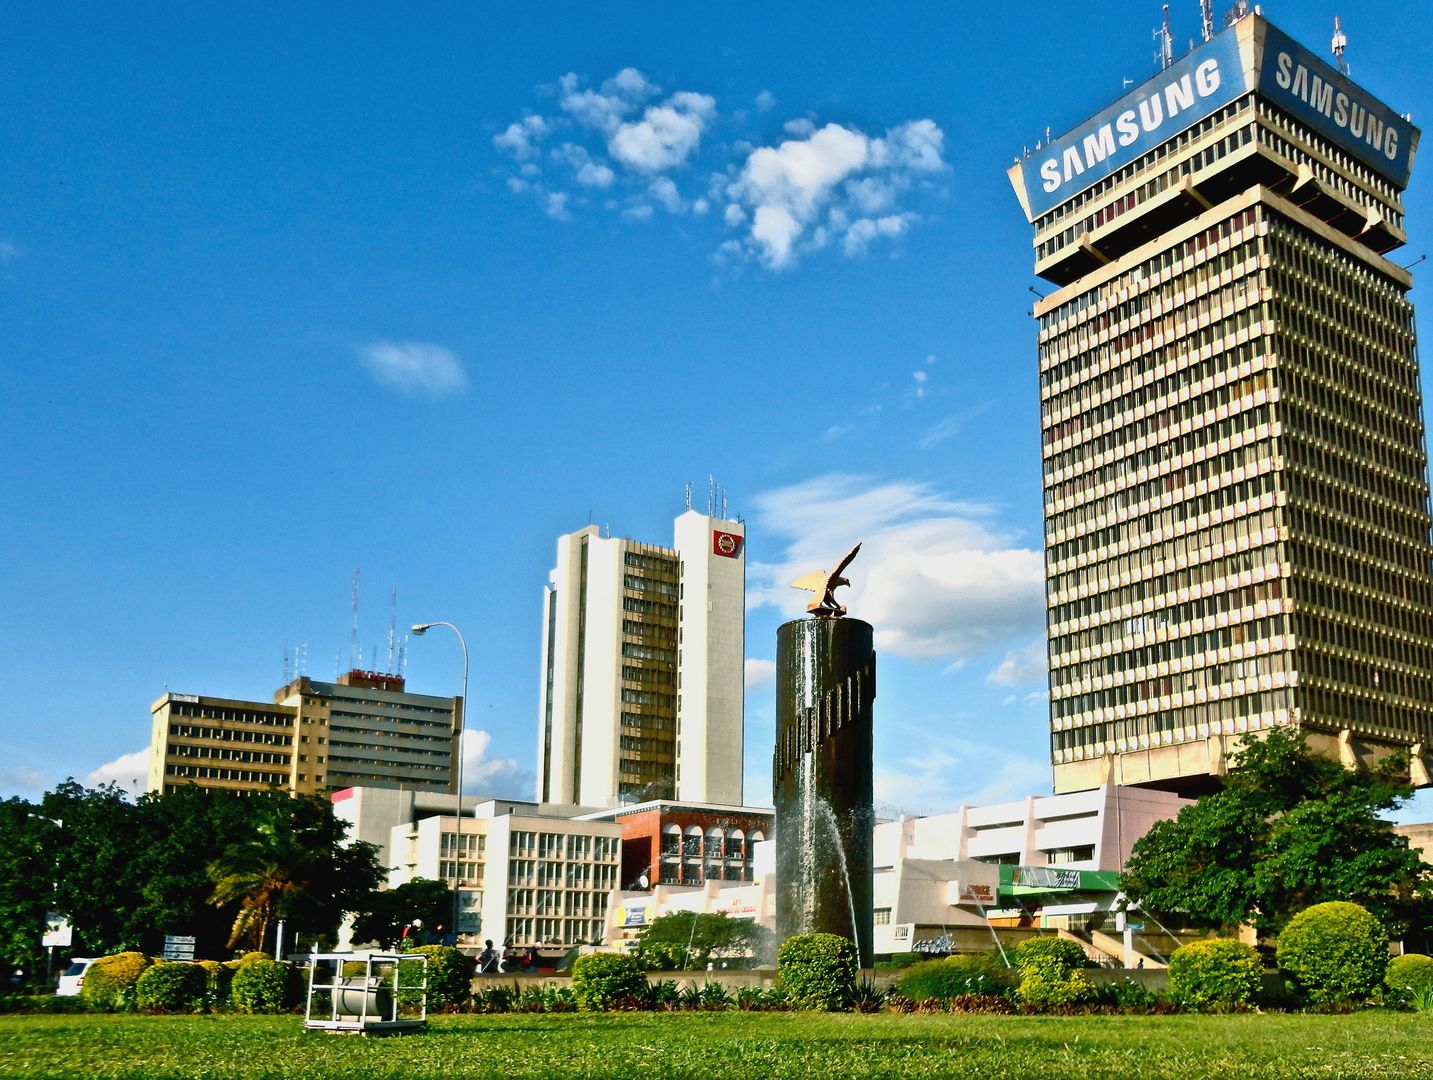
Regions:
[[411, 621, 468, 945]]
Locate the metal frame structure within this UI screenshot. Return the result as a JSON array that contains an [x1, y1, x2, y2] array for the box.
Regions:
[[304, 952, 428, 1034]]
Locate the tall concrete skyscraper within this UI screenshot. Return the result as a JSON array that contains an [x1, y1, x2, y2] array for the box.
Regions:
[[1009, 13, 1433, 794], [537, 508, 745, 806]]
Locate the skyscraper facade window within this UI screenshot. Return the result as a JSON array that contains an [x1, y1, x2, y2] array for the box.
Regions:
[[1009, 13, 1433, 794]]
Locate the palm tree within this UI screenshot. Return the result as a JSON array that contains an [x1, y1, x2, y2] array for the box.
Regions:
[[207, 821, 314, 951]]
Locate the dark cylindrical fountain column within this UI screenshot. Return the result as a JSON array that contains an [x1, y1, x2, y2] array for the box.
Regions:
[[774, 617, 875, 968]]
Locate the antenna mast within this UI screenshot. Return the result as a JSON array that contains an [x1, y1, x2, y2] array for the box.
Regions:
[[1332, 16, 1349, 77], [349, 568, 360, 671], [386, 586, 398, 674], [1154, 4, 1174, 70], [1200, 0, 1214, 41]]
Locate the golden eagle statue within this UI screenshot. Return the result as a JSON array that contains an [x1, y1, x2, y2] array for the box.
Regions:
[[789, 542, 862, 618]]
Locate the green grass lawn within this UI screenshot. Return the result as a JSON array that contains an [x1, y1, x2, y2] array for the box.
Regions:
[[1, 1011, 1431, 1080]]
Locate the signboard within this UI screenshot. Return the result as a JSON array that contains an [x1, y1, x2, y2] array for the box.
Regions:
[[913, 935, 956, 955], [1022, 28, 1246, 218], [1258, 23, 1415, 188], [712, 531, 743, 558], [1008, 866, 1082, 890], [457, 889, 482, 936], [162, 935, 196, 961], [1018, 16, 1418, 219], [616, 906, 649, 928], [42, 914, 71, 949]]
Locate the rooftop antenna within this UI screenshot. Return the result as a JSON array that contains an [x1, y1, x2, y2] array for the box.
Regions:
[[398, 634, 409, 678], [386, 586, 398, 674], [1200, 0, 1214, 41], [1332, 16, 1349, 77], [297, 643, 308, 677], [1223, 1, 1248, 29], [283, 647, 292, 684], [685, 482, 692, 511], [707, 475, 715, 516], [1154, 4, 1174, 70], [349, 568, 361, 671]]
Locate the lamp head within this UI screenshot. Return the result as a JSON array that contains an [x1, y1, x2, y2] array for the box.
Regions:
[[411, 623, 431, 636]]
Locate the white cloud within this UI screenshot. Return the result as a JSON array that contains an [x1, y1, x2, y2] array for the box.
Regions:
[[493, 114, 549, 161], [783, 117, 816, 137], [987, 639, 1048, 687], [545, 191, 571, 220], [621, 203, 655, 221], [723, 119, 945, 268], [874, 733, 1050, 816], [744, 658, 777, 690], [649, 176, 686, 213], [0, 765, 46, 796], [358, 341, 468, 397], [576, 162, 615, 188], [460, 729, 531, 797], [609, 92, 715, 173], [84, 749, 148, 799], [747, 474, 1044, 662]]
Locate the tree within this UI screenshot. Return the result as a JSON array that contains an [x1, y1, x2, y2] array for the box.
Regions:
[[42, 781, 146, 955], [636, 911, 771, 969], [1121, 728, 1433, 936], [349, 878, 453, 948], [0, 799, 61, 977], [207, 793, 383, 952]]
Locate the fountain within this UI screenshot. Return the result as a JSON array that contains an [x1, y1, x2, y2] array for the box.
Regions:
[[773, 544, 875, 968]]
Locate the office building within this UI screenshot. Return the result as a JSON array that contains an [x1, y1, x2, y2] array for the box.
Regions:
[[1009, 12, 1433, 793], [380, 798, 623, 947], [147, 670, 462, 796], [538, 509, 745, 807]]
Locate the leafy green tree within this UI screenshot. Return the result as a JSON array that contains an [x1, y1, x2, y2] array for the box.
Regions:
[[1122, 728, 1432, 936], [350, 878, 453, 948], [42, 781, 146, 955], [207, 793, 382, 951], [0, 798, 60, 977], [637, 911, 770, 969]]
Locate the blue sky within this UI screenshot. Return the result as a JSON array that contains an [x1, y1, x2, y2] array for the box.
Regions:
[[5, 1, 1433, 822]]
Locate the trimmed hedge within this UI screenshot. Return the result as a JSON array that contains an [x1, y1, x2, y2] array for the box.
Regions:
[[1168, 939, 1262, 1010], [1276, 902, 1388, 1006], [407, 945, 475, 1010], [1384, 953, 1433, 1009], [1011, 938, 1093, 1009], [776, 933, 858, 1012], [81, 952, 152, 1011], [195, 960, 232, 1011], [898, 955, 1011, 1001], [230, 958, 299, 1014], [570, 953, 647, 1011], [135, 962, 207, 1013]]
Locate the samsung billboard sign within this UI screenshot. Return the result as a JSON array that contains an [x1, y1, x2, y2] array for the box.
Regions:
[[1023, 31, 1246, 218], [1019, 17, 1418, 219], [1259, 23, 1414, 189]]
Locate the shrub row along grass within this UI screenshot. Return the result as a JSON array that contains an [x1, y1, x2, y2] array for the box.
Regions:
[[2, 1012, 1431, 1080]]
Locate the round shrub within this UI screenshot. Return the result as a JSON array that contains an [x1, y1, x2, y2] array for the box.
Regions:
[[407, 945, 475, 1010], [135, 961, 207, 1013], [570, 952, 647, 1011], [1011, 937, 1093, 1010], [1276, 901, 1389, 1006], [230, 957, 299, 1013], [80, 952, 152, 1011], [1168, 939, 1262, 1010], [898, 954, 1011, 1002], [1384, 953, 1433, 1009], [194, 960, 232, 1011], [776, 933, 858, 1012]]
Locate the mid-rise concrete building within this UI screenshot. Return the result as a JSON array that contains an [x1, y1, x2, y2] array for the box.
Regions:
[[1009, 13, 1433, 793], [148, 670, 461, 796], [538, 509, 745, 807], [383, 801, 622, 947]]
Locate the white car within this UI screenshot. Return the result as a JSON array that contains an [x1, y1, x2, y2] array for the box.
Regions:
[[55, 958, 95, 997]]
